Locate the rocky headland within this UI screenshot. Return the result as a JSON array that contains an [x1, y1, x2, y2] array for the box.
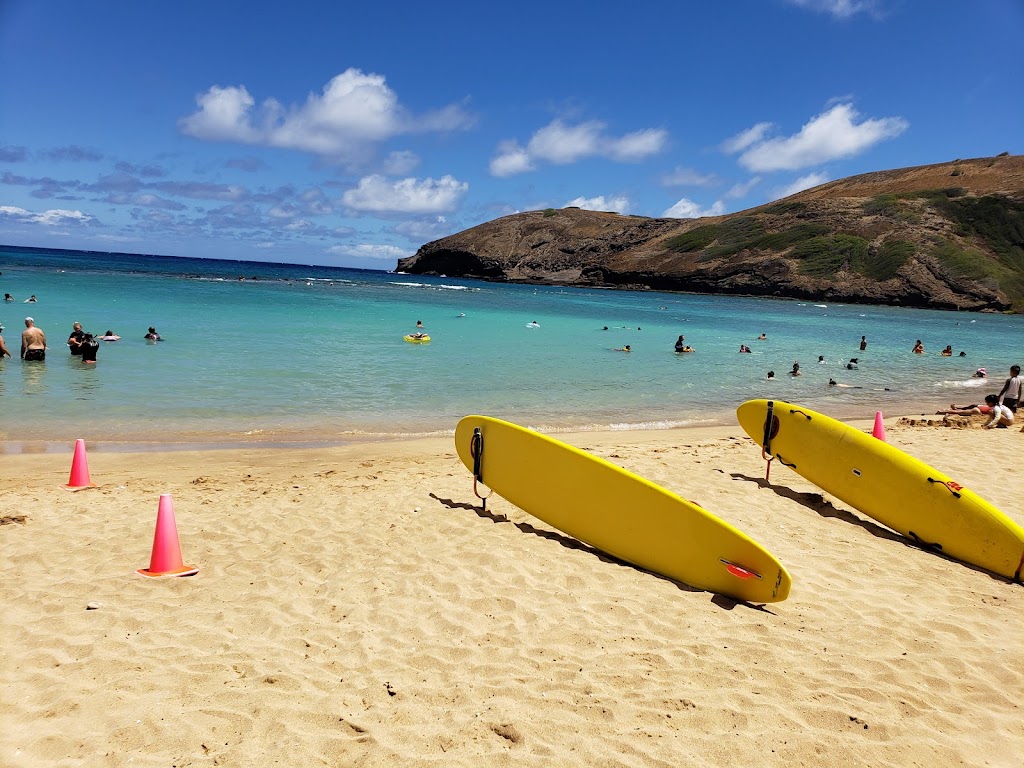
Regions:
[[397, 154, 1024, 312]]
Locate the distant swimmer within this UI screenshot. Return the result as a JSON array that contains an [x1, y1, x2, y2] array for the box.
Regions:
[[912, 340, 924, 354], [846, 358, 859, 370], [817, 355, 825, 363], [527, 321, 540, 328], [974, 367, 987, 378], [24, 294, 37, 303], [941, 345, 953, 356], [99, 330, 121, 341], [859, 335, 867, 351], [790, 361, 801, 377], [766, 371, 775, 380], [958, 350, 966, 357], [757, 333, 766, 340], [614, 345, 632, 352], [680, 345, 694, 353], [828, 378, 862, 389], [4, 293, 13, 301], [21, 317, 46, 361], [739, 345, 751, 353], [415, 320, 424, 329], [144, 326, 162, 341], [674, 334, 686, 352], [457, 313, 465, 318]]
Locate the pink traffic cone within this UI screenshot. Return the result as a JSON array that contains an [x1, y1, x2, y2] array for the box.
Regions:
[[63, 438, 98, 490], [872, 411, 886, 441], [137, 494, 199, 578]]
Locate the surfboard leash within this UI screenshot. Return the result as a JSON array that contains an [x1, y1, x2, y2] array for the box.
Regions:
[[761, 401, 776, 481], [470, 427, 493, 511]]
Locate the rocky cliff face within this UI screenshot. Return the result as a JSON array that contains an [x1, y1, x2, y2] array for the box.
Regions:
[[396, 154, 1024, 312]]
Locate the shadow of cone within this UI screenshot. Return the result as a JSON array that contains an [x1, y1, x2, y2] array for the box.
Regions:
[[137, 494, 199, 578], [63, 438, 98, 491], [872, 411, 886, 441]]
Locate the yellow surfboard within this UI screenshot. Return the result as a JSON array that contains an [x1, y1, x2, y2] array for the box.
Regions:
[[403, 334, 430, 343], [737, 399, 1024, 582], [454, 415, 791, 603]]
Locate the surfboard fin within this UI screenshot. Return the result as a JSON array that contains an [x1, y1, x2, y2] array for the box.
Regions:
[[721, 560, 761, 580]]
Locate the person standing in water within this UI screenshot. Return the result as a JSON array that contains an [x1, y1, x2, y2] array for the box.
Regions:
[[21, 317, 46, 361], [860, 335, 867, 351], [0, 323, 12, 358]]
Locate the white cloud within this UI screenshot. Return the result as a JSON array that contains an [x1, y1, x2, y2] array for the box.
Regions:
[[0, 205, 95, 225], [564, 195, 631, 214], [342, 174, 468, 215], [490, 119, 666, 176], [607, 129, 668, 161], [662, 198, 726, 219], [661, 167, 719, 187], [773, 171, 830, 199], [785, 0, 881, 19], [179, 69, 473, 163], [737, 103, 908, 172], [489, 141, 534, 177], [726, 176, 762, 199], [394, 216, 453, 241], [382, 150, 420, 175], [326, 243, 410, 260], [721, 122, 773, 154], [178, 85, 260, 143]]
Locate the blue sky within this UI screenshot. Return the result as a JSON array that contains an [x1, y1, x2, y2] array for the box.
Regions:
[[1, 0, 1021, 270]]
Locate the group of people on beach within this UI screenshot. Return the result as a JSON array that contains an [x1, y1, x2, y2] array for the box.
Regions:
[[0, 310, 162, 364], [935, 364, 1021, 429]]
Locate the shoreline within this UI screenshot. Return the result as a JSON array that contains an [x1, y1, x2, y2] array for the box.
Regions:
[[0, 395, 996, 454]]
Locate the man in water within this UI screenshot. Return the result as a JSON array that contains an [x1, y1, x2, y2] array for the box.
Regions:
[[0, 323, 12, 358], [21, 317, 46, 361]]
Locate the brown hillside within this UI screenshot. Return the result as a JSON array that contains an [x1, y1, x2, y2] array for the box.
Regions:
[[397, 154, 1024, 312]]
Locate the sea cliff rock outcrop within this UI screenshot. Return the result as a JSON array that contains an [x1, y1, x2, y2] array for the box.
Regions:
[[397, 154, 1024, 312]]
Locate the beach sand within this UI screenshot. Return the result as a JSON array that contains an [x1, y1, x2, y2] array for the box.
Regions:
[[2, 418, 1022, 767]]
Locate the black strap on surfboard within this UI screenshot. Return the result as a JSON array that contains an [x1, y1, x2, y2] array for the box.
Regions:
[[761, 400, 775, 481], [469, 427, 492, 511]]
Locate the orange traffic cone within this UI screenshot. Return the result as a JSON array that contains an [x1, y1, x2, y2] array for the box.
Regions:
[[872, 411, 886, 441], [137, 494, 199, 578], [63, 438, 98, 491]]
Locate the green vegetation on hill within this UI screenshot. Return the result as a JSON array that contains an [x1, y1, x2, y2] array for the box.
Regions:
[[791, 234, 870, 277]]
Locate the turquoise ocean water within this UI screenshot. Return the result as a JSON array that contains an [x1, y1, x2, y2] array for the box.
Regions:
[[1, 246, 1021, 451]]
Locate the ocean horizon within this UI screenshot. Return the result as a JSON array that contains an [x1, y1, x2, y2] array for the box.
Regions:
[[1, 245, 1021, 452]]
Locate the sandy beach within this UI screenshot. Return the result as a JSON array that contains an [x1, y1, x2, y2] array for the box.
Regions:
[[2, 417, 1022, 767]]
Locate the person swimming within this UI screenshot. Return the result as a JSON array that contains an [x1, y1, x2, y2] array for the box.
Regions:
[[766, 371, 775, 380]]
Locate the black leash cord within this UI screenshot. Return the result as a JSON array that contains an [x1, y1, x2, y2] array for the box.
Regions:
[[470, 427, 492, 511]]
